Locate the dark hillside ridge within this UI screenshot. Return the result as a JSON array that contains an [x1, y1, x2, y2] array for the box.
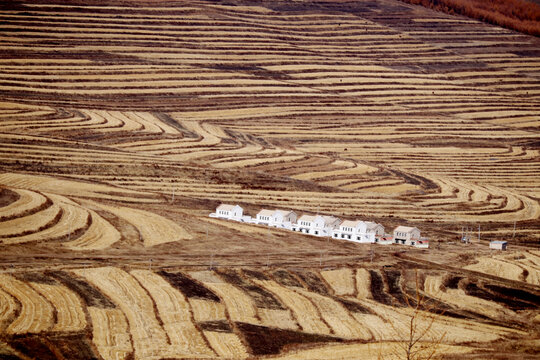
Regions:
[[398, 0, 540, 36]]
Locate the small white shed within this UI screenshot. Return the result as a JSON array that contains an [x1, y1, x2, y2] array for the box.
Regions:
[[489, 241, 507, 250]]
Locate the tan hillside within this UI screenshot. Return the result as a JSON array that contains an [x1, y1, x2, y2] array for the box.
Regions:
[[0, 0, 539, 359]]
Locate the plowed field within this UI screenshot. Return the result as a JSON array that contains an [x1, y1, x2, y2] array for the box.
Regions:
[[0, 0, 538, 358]]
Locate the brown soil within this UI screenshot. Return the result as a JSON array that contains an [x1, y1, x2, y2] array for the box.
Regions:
[[157, 270, 220, 302], [235, 322, 343, 355], [292, 271, 330, 295], [198, 320, 232, 333], [369, 270, 394, 306], [46, 270, 116, 308], [0, 188, 19, 208], [216, 269, 285, 310]]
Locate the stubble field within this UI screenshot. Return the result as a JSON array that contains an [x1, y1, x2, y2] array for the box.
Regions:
[[0, 0, 539, 359]]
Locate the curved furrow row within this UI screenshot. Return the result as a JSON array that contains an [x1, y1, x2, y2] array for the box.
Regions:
[[0, 265, 535, 358]]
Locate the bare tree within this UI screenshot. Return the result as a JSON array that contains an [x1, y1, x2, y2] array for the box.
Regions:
[[379, 270, 447, 360]]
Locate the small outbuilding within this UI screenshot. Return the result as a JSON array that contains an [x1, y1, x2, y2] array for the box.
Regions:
[[490, 240, 507, 250]]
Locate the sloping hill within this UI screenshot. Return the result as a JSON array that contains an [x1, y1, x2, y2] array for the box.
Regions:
[[0, 0, 539, 358], [1, 266, 538, 359], [0, 0, 538, 247]]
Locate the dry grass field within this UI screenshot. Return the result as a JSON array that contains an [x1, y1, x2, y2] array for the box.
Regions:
[[0, 0, 539, 359], [0, 266, 538, 359]]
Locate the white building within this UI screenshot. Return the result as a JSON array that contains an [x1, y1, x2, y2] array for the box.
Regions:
[[271, 210, 297, 229], [332, 220, 375, 243], [393, 226, 421, 245], [366, 221, 385, 241], [256, 209, 298, 229], [210, 204, 244, 221], [490, 240, 507, 250], [255, 209, 274, 225], [293, 215, 340, 237]]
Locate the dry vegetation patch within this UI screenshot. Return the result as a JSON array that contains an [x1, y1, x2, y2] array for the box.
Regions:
[[0, 287, 18, 332], [75, 267, 181, 359], [295, 288, 372, 339], [202, 330, 250, 359], [28, 281, 86, 332], [130, 270, 214, 357], [88, 307, 132, 360], [465, 254, 540, 286], [253, 279, 331, 335], [266, 341, 474, 360], [190, 270, 260, 325], [320, 268, 356, 296], [0, 274, 54, 334], [86, 201, 192, 247], [47, 270, 116, 309]]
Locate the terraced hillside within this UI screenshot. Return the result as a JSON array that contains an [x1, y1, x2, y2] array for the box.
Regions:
[[1, 266, 539, 359], [0, 0, 539, 244], [0, 0, 539, 358]]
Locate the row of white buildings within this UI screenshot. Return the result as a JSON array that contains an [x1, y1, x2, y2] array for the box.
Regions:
[[210, 204, 427, 247]]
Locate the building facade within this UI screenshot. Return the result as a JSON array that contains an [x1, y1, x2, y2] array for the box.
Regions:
[[489, 241, 507, 250], [393, 226, 421, 245], [271, 210, 297, 228], [366, 221, 385, 241], [211, 204, 244, 220], [293, 215, 340, 237], [256, 209, 274, 225], [332, 220, 375, 243]]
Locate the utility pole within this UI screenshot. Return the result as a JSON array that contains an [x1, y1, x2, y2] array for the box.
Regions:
[[478, 225, 481, 242]]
